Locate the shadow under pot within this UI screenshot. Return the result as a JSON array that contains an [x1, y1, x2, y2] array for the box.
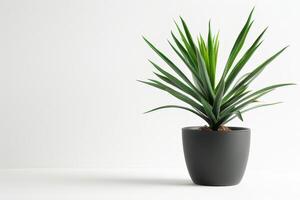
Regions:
[[182, 126, 250, 186]]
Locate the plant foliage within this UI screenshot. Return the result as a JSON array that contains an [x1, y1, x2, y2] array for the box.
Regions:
[[140, 9, 294, 130]]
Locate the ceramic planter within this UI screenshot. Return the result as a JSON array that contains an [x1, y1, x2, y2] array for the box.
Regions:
[[182, 126, 250, 186]]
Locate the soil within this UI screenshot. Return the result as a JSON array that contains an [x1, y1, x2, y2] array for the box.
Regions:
[[200, 125, 232, 133], [217, 125, 232, 133]]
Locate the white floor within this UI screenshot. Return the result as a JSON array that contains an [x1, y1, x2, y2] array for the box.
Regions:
[[0, 168, 299, 200]]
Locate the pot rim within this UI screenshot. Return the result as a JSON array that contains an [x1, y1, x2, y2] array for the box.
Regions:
[[182, 126, 250, 134]]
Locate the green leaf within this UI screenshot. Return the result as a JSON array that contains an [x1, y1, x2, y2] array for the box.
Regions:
[[198, 35, 209, 62], [225, 27, 267, 92], [226, 46, 289, 99], [220, 89, 273, 120], [174, 21, 197, 64], [168, 36, 207, 96], [221, 89, 251, 110], [180, 17, 197, 54], [243, 83, 295, 101], [201, 97, 217, 123], [222, 8, 254, 79], [143, 37, 198, 93], [153, 72, 194, 99], [212, 79, 225, 119], [144, 105, 210, 123], [207, 21, 216, 88], [236, 111, 243, 121], [170, 32, 196, 69], [224, 102, 282, 124], [149, 60, 204, 101], [223, 74, 250, 102], [138, 79, 206, 114], [196, 49, 215, 102], [213, 32, 219, 76], [220, 83, 294, 119]]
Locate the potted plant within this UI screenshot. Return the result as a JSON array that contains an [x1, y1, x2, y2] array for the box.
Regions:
[[139, 9, 294, 186]]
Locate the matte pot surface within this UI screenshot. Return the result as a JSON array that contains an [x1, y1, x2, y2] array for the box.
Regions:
[[182, 126, 250, 186]]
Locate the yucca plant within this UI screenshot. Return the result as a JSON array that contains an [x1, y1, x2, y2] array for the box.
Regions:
[[140, 9, 294, 131]]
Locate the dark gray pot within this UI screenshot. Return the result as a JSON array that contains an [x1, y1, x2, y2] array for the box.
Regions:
[[182, 126, 250, 186]]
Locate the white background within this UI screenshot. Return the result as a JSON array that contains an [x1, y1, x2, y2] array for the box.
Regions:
[[0, 0, 299, 174]]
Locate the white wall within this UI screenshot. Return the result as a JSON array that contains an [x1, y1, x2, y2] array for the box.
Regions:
[[0, 0, 299, 170]]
